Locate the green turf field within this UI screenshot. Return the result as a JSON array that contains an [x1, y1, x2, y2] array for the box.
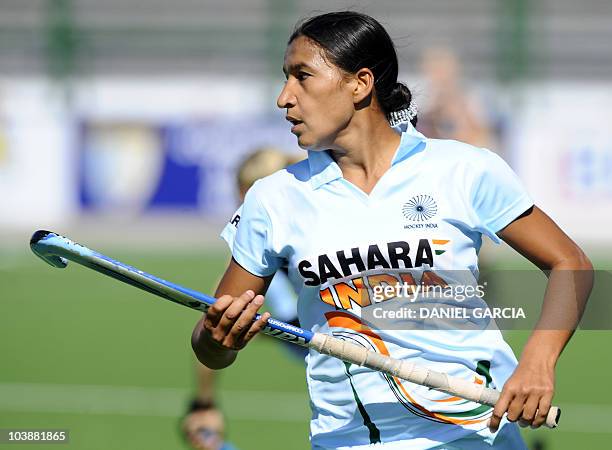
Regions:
[[1, 248, 610, 449]]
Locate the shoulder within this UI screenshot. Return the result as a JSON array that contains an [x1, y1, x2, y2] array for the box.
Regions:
[[424, 138, 496, 162], [422, 138, 508, 176]]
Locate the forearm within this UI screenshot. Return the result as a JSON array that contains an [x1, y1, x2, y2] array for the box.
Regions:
[[520, 254, 593, 366], [195, 361, 218, 402], [519, 330, 572, 372], [191, 319, 238, 370]]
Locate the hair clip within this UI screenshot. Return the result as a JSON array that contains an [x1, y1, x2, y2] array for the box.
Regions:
[[389, 103, 418, 126]]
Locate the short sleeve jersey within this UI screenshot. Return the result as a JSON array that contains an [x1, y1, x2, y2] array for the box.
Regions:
[[221, 122, 533, 449]]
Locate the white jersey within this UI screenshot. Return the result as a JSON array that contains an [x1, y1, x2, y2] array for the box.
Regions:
[[221, 122, 533, 449]]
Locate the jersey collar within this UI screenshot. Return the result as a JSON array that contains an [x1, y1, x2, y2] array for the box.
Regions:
[[307, 121, 427, 190], [307, 150, 343, 189], [390, 121, 427, 165]]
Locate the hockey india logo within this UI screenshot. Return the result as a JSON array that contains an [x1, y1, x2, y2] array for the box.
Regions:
[[402, 194, 438, 222]]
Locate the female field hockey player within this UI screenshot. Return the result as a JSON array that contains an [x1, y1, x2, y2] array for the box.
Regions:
[[192, 12, 592, 449]]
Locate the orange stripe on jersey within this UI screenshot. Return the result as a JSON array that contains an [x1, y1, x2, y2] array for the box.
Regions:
[[319, 288, 335, 307], [432, 396, 463, 403]]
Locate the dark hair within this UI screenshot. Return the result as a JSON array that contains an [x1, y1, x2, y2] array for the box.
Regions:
[[289, 11, 417, 126]]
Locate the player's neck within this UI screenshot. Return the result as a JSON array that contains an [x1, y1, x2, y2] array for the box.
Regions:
[[329, 112, 401, 194]]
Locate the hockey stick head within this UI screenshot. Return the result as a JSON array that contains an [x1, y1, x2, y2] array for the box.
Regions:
[[30, 230, 69, 268], [29, 229, 215, 313]]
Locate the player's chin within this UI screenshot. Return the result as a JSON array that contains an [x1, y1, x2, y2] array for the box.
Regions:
[[296, 134, 331, 152], [295, 132, 316, 150], [293, 128, 334, 151]]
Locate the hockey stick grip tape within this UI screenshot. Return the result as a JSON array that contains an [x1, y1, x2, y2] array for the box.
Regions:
[[310, 333, 560, 428]]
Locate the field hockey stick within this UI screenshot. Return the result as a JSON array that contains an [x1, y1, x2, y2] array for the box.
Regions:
[[30, 230, 560, 428]]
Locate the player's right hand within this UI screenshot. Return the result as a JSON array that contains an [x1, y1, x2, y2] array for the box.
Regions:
[[202, 290, 270, 351]]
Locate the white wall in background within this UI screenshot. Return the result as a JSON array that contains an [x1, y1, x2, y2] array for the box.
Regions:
[[512, 82, 612, 245], [72, 76, 274, 120], [0, 78, 74, 231]]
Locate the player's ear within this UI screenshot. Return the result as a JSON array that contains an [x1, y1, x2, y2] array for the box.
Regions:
[[352, 68, 374, 105]]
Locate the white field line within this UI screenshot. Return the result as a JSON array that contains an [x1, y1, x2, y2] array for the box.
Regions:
[[0, 382, 611, 433], [0, 382, 310, 422]]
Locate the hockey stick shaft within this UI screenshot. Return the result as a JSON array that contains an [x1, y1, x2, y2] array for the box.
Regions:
[[30, 230, 560, 428]]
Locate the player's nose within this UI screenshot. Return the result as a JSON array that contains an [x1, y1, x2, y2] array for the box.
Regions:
[[277, 81, 296, 109]]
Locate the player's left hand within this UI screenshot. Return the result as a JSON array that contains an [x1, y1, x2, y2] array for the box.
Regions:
[[489, 358, 555, 432]]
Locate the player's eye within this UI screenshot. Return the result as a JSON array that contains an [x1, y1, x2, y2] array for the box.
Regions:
[[296, 71, 310, 81]]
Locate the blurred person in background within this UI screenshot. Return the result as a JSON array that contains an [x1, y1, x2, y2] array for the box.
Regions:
[[417, 47, 495, 149], [182, 148, 303, 450], [417, 47, 504, 269]]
